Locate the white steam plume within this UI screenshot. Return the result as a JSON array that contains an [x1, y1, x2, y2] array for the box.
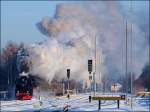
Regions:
[[28, 2, 149, 86]]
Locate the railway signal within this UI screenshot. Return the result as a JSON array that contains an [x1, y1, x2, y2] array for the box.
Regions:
[[88, 60, 92, 74], [88, 60, 93, 102], [67, 69, 70, 79], [67, 69, 70, 99]]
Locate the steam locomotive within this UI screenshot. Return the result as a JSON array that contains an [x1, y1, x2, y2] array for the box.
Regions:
[[15, 75, 33, 100]]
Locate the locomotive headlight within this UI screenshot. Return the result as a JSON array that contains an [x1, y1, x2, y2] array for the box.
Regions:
[[27, 91, 30, 95], [16, 91, 19, 96]]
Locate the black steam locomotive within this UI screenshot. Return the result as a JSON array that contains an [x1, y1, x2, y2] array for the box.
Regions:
[[15, 75, 33, 100]]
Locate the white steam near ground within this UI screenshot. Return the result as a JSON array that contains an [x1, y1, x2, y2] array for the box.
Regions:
[[25, 2, 149, 87]]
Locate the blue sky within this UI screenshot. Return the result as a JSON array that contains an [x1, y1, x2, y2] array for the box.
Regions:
[[1, 1, 69, 47], [1, 1, 149, 48]]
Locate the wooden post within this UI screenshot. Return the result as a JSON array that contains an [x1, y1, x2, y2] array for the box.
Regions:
[[99, 100, 101, 110], [117, 100, 119, 109]]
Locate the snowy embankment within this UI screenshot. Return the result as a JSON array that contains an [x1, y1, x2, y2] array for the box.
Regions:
[[1, 93, 150, 112]]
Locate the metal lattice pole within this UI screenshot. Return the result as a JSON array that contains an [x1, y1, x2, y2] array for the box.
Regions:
[[125, 20, 128, 101], [130, 0, 133, 109], [130, 23, 133, 109], [93, 35, 97, 96]]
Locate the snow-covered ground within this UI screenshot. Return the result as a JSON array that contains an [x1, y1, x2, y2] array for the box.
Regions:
[[1, 93, 150, 112]]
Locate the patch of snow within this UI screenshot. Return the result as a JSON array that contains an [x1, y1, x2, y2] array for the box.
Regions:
[[1, 93, 149, 111]]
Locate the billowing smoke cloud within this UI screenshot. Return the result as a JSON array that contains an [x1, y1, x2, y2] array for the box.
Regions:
[[28, 2, 149, 86]]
